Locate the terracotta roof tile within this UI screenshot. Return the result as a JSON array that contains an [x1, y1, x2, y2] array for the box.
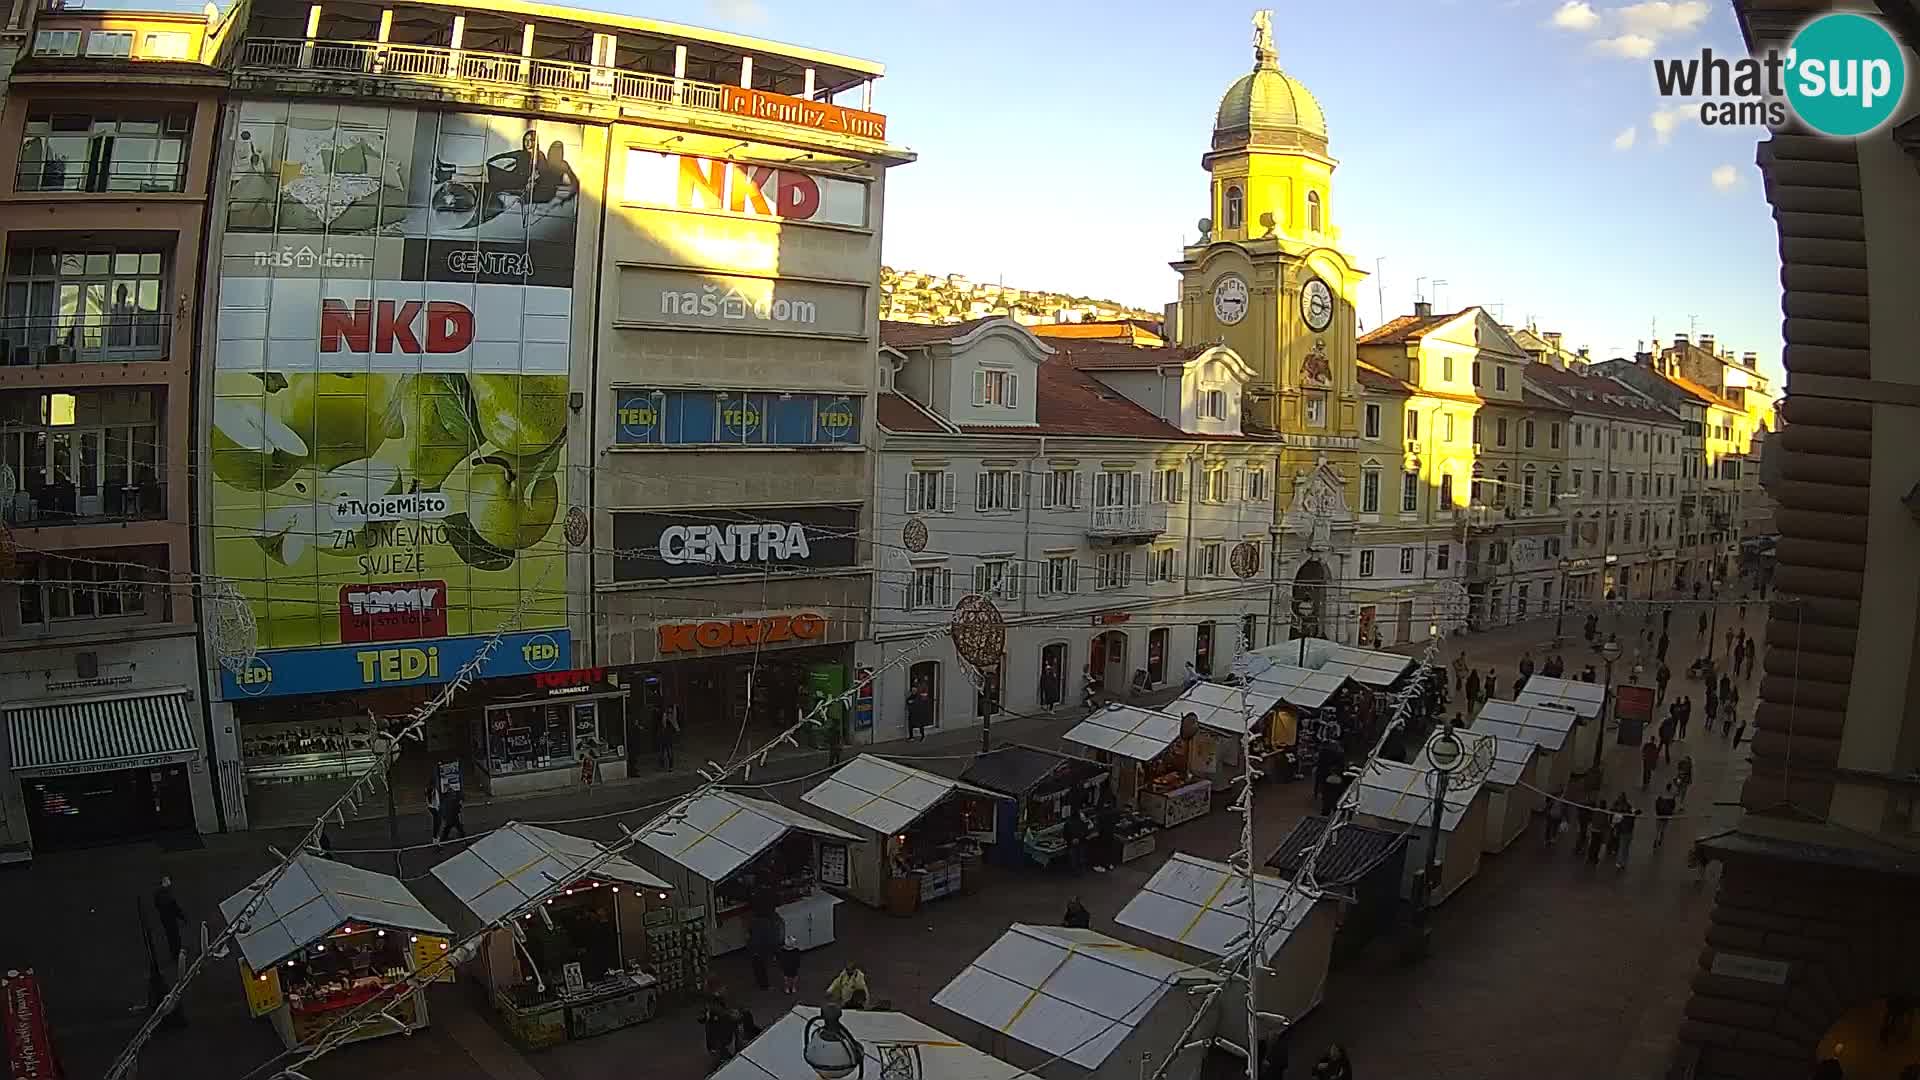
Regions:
[[1357, 310, 1463, 346], [1523, 364, 1674, 422], [1661, 372, 1745, 412], [876, 392, 951, 434], [1356, 360, 1412, 393], [1047, 339, 1205, 371], [879, 318, 1002, 348], [1028, 359, 1189, 437]]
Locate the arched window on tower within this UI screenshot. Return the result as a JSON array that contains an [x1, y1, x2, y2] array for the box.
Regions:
[[1306, 190, 1322, 233], [1224, 186, 1244, 230]]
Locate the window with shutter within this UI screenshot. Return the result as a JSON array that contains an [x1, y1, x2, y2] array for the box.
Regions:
[[941, 568, 952, 605], [1010, 471, 1022, 509], [972, 370, 986, 406], [941, 472, 955, 512], [906, 474, 922, 513], [1069, 559, 1081, 593], [1006, 373, 1018, 408], [976, 473, 990, 511], [1129, 471, 1143, 507]]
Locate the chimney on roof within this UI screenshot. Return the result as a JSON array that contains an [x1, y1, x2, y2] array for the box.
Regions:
[[1577, 347, 1590, 361], [1413, 300, 1433, 318], [1742, 351, 1758, 366], [1699, 334, 1715, 353], [1163, 301, 1183, 347], [1545, 331, 1563, 352], [1635, 348, 1654, 368], [1675, 333, 1689, 347]]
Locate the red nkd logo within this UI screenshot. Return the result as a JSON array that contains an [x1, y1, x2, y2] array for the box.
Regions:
[[321, 299, 475, 354]]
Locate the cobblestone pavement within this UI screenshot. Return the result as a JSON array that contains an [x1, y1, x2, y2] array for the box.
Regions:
[[0, 600, 1765, 1080]]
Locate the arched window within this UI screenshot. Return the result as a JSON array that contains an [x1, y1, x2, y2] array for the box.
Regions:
[[1306, 190, 1322, 233], [1224, 186, 1244, 230]]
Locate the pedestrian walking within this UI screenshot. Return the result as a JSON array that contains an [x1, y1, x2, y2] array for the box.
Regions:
[[1063, 806, 1087, 874], [1464, 668, 1481, 710], [1676, 755, 1694, 803], [746, 904, 784, 990], [1574, 798, 1595, 859], [1586, 805, 1608, 866], [1705, 687, 1719, 732], [1519, 652, 1536, 683], [907, 685, 932, 741], [1663, 606, 1673, 633], [1654, 787, 1677, 847], [1485, 667, 1498, 702], [1453, 653, 1469, 693], [153, 875, 186, 963], [1063, 896, 1091, 929], [1603, 797, 1625, 866], [656, 703, 680, 770], [1581, 664, 1597, 683], [1614, 796, 1639, 869], [1698, 609, 1709, 642], [1314, 1044, 1354, 1080], [1658, 713, 1677, 764], [1656, 662, 1671, 705], [1745, 642, 1757, 680], [1039, 659, 1061, 713], [437, 782, 466, 842], [425, 779, 443, 839], [827, 961, 870, 1009], [1733, 716, 1747, 747], [1733, 637, 1746, 675], [1543, 798, 1564, 849], [700, 993, 740, 1068], [1657, 631, 1670, 664], [1640, 737, 1660, 790], [1725, 626, 1735, 661], [779, 936, 801, 994]]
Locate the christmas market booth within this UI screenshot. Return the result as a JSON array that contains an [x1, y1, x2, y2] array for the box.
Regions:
[[1063, 705, 1211, 829], [717, 1005, 1033, 1080], [1458, 728, 1539, 853], [1114, 852, 1335, 1057], [1164, 681, 1287, 792], [934, 923, 1218, 1080], [1471, 701, 1578, 795], [799, 755, 999, 913], [1513, 676, 1607, 773], [1349, 750, 1490, 906], [222, 853, 452, 1049], [632, 791, 857, 958], [957, 746, 1137, 868], [426, 822, 675, 1049], [1266, 816, 1408, 958], [1298, 638, 1419, 693], [1240, 660, 1363, 781]]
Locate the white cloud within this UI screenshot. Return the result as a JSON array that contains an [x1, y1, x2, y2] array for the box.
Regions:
[[1617, 0, 1709, 38], [1650, 106, 1689, 143], [1711, 164, 1740, 190], [1551, 1, 1601, 30], [704, 0, 768, 26], [1595, 33, 1657, 57], [1612, 126, 1638, 150]]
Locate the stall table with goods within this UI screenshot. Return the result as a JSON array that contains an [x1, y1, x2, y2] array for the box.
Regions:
[[800, 754, 998, 913], [1167, 681, 1287, 791], [427, 822, 673, 1048], [632, 791, 857, 958], [1064, 705, 1209, 829], [222, 854, 453, 1049], [958, 745, 1118, 868], [1242, 661, 1361, 780]]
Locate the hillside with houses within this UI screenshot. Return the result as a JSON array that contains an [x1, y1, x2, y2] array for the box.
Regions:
[[879, 266, 1162, 328]]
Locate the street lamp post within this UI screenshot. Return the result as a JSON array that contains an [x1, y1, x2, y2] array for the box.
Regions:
[[1706, 577, 1723, 665], [1418, 719, 1465, 941], [1594, 635, 1621, 774], [803, 1004, 864, 1080]]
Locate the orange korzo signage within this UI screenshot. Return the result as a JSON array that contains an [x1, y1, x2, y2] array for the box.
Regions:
[[659, 612, 828, 655], [720, 86, 887, 141]]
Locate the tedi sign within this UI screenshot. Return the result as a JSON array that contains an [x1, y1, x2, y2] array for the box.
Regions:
[[612, 505, 859, 581]]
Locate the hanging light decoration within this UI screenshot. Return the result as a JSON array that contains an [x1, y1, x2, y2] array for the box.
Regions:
[[205, 577, 259, 673], [949, 593, 1005, 677]]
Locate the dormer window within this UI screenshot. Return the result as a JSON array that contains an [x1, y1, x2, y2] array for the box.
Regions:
[[973, 368, 1018, 409], [1200, 389, 1228, 420], [1306, 191, 1322, 233], [1224, 186, 1244, 230]]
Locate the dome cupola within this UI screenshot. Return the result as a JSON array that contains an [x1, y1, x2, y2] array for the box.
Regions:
[[1213, 9, 1328, 156]]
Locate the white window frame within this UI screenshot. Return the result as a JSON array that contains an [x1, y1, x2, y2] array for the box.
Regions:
[[973, 557, 1020, 600], [1150, 547, 1178, 583], [1203, 466, 1229, 504], [1360, 468, 1381, 514], [1043, 467, 1081, 510], [905, 468, 955, 514], [1363, 402, 1382, 439], [1359, 549, 1375, 577], [1152, 466, 1185, 504], [1096, 550, 1133, 591], [1199, 542, 1224, 580], [972, 368, 1019, 409], [84, 31, 133, 57], [1400, 471, 1418, 513], [1304, 392, 1327, 427], [1399, 547, 1416, 574], [1245, 467, 1268, 502], [32, 30, 80, 56], [141, 31, 192, 59], [1405, 409, 1420, 440], [907, 563, 953, 611], [975, 467, 1022, 512], [1200, 388, 1227, 420], [1436, 544, 1451, 570]]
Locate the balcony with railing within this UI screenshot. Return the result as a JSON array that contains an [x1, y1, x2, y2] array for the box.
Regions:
[[2, 478, 167, 527], [235, 38, 888, 143], [1087, 503, 1169, 543], [0, 314, 172, 366]]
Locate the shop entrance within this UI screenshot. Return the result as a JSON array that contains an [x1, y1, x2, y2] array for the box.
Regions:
[[1195, 623, 1214, 676], [910, 661, 941, 730], [24, 764, 193, 851], [1089, 631, 1128, 698], [1037, 644, 1066, 710], [649, 645, 851, 767], [1147, 628, 1169, 685]]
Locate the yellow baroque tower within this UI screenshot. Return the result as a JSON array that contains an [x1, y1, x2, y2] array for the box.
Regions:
[[1172, 10, 1374, 642]]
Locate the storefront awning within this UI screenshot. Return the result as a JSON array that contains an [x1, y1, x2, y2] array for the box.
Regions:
[[6, 688, 199, 778], [431, 822, 673, 923], [717, 1006, 1036, 1080], [638, 791, 858, 884], [1115, 852, 1315, 964], [1167, 682, 1284, 735], [1063, 705, 1184, 762], [1513, 675, 1607, 718], [802, 755, 998, 837], [220, 854, 450, 973]]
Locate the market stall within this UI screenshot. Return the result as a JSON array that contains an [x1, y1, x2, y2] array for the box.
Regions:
[[427, 822, 674, 1048], [1240, 660, 1361, 780], [1513, 676, 1607, 773], [1114, 852, 1334, 1056], [1064, 705, 1210, 828], [1295, 638, 1418, 691], [958, 746, 1137, 868], [1479, 733, 1542, 854], [1349, 755, 1489, 906], [1266, 815, 1407, 958], [719, 1006, 1034, 1080], [1471, 701, 1579, 795], [799, 755, 998, 912], [632, 791, 857, 958], [1165, 681, 1286, 792], [222, 854, 452, 1049]]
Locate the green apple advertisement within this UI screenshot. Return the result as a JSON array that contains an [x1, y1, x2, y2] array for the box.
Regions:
[[211, 103, 581, 696]]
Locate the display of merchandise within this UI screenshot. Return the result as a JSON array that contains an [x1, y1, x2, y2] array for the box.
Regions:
[[242, 717, 380, 783], [643, 907, 709, 998]]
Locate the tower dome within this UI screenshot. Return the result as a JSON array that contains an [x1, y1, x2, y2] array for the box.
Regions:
[[1213, 11, 1328, 155]]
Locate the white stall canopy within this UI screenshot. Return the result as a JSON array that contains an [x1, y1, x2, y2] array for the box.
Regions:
[[802, 754, 998, 836], [1115, 852, 1313, 965], [1063, 704, 1184, 762], [718, 1006, 1036, 1080], [430, 822, 673, 923], [1513, 676, 1607, 719], [220, 853, 450, 972], [1167, 682, 1284, 735], [1241, 661, 1351, 710], [1296, 638, 1416, 687], [1473, 700, 1578, 751], [1485, 734, 1538, 788], [639, 791, 858, 883], [1351, 758, 1485, 833], [934, 923, 1217, 1069]]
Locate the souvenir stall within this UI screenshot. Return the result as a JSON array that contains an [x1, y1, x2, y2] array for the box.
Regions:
[[1472, 700, 1578, 795], [1266, 816, 1407, 959], [934, 924, 1219, 1080], [1064, 705, 1210, 829], [1241, 661, 1360, 781], [1165, 681, 1286, 792], [427, 822, 674, 1048], [1479, 733, 1541, 854], [1295, 638, 1417, 692], [958, 746, 1139, 868], [799, 755, 998, 912], [222, 854, 452, 1048], [1513, 676, 1607, 773], [1114, 852, 1335, 1057], [1349, 755, 1490, 906], [632, 791, 858, 958], [717, 1006, 1033, 1080]]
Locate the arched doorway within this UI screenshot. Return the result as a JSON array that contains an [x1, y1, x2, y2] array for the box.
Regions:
[[1088, 631, 1128, 699], [1291, 559, 1328, 640], [1037, 642, 1068, 710], [1148, 628, 1170, 685]]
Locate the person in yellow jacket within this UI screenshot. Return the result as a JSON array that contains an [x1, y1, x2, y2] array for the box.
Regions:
[[827, 961, 869, 1009]]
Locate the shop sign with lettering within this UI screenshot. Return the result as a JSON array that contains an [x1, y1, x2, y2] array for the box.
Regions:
[[219, 631, 571, 699], [657, 612, 828, 655], [532, 667, 608, 695], [2, 969, 57, 1080]]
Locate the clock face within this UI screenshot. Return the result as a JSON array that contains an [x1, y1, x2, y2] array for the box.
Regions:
[[1212, 275, 1250, 326], [1301, 278, 1334, 332]]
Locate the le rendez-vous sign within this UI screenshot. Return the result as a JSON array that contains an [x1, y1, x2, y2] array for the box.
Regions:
[[718, 86, 886, 141]]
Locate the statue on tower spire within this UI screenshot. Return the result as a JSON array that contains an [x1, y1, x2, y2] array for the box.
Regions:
[[1253, 9, 1277, 67]]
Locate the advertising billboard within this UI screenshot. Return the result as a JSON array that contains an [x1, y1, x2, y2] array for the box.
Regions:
[[610, 505, 859, 581], [612, 389, 860, 447], [622, 151, 869, 228], [210, 102, 582, 698], [614, 267, 867, 338]]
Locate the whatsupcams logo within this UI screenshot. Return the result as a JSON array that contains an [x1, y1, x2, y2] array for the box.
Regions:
[[1651, 13, 1907, 137]]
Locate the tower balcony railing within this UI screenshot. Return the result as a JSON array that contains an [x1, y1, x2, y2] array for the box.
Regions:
[[236, 38, 885, 141]]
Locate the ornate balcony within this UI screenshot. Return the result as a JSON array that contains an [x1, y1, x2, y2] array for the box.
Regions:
[[1086, 503, 1168, 544]]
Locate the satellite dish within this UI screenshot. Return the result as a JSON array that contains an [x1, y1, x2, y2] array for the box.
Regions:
[[1197, 217, 1213, 235]]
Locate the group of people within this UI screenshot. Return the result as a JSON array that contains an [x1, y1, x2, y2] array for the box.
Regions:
[[1543, 791, 1647, 869], [1452, 650, 1586, 710]]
